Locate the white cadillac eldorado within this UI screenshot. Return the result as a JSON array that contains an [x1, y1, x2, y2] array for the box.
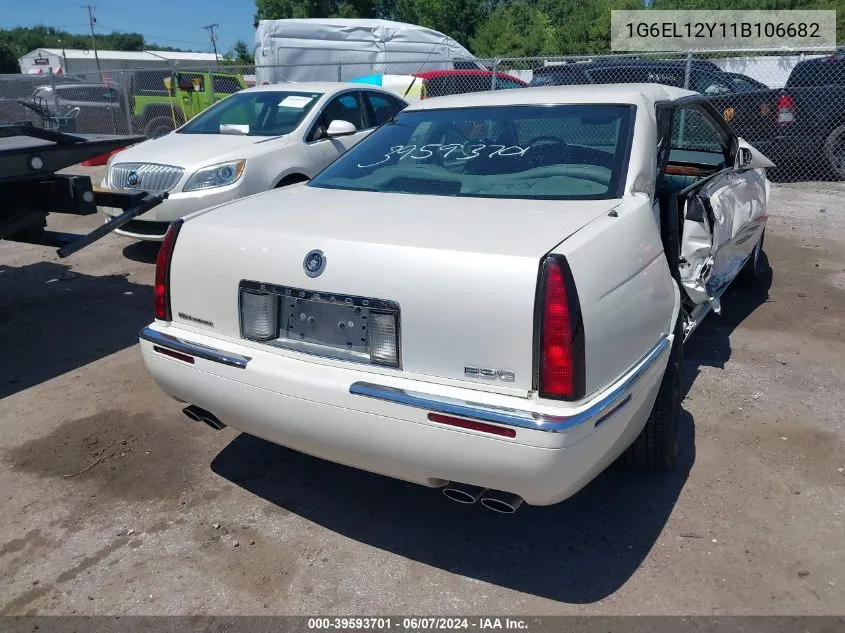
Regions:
[[139, 84, 772, 512]]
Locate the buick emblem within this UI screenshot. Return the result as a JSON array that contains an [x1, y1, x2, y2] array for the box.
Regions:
[[126, 171, 140, 188], [303, 249, 326, 278]]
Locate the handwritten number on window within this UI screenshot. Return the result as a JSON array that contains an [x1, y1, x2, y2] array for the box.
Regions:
[[357, 143, 529, 168]]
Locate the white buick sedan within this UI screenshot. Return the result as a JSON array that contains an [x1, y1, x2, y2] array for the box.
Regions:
[[139, 84, 771, 512], [100, 82, 407, 240]]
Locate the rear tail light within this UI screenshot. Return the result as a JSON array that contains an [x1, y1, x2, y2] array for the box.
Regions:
[[240, 290, 279, 341], [536, 255, 585, 401], [368, 311, 399, 366], [154, 219, 183, 320], [777, 94, 795, 125]]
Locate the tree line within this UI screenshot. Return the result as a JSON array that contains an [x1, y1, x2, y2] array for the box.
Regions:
[[0, 26, 254, 74], [2, 0, 841, 74], [254, 0, 844, 57]]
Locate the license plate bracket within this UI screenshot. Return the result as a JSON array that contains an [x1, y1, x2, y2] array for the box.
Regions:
[[238, 281, 400, 365], [281, 294, 371, 356]]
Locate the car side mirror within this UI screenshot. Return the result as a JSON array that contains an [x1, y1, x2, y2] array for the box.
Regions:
[[736, 137, 775, 170], [326, 120, 357, 138]]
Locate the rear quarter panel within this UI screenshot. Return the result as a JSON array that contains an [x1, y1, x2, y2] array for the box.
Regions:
[[554, 194, 679, 398]]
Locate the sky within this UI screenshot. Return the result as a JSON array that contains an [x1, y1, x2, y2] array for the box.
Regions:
[[2, 0, 257, 54]]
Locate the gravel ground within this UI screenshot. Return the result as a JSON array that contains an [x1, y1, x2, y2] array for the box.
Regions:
[[0, 169, 843, 616]]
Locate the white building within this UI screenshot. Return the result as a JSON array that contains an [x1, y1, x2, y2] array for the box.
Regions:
[[18, 48, 221, 76]]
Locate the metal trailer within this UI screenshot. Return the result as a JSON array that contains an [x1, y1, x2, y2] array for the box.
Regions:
[[0, 124, 166, 258]]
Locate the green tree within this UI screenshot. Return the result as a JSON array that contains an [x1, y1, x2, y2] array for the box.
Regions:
[[470, 2, 555, 56], [538, 0, 646, 54], [226, 39, 253, 64], [254, 0, 395, 20], [0, 25, 186, 63], [393, 0, 488, 47], [0, 44, 21, 73]]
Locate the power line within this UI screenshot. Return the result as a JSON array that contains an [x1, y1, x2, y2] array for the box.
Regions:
[[203, 23, 219, 61], [94, 24, 208, 47], [82, 4, 101, 71]]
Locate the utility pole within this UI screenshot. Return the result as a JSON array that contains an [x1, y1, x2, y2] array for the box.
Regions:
[[203, 24, 220, 62], [83, 5, 101, 72], [58, 38, 69, 73]]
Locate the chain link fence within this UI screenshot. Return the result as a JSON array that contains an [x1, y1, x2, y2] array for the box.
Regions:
[[1, 46, 843, 179]]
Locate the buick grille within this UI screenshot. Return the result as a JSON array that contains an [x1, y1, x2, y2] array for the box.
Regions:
[[108, 162, 185, 192]]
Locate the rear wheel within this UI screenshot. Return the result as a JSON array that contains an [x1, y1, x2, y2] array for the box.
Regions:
[[624, 314, 683, 471], [823, 123, 845, 180], [143, 115, 175, 138]]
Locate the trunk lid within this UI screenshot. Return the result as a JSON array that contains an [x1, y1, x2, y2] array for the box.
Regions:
[[168, 185, 619, 393]]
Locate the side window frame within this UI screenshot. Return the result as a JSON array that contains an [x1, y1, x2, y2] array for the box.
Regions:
[[362, 90, 405, 128], [212, 74, 243, 95], [306, 90, 369, 143], [668, 99, 735, 167]]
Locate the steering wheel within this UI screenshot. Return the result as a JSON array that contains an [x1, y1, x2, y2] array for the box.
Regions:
[[524, 135, 572, 166], [530, 135, 571, 151]]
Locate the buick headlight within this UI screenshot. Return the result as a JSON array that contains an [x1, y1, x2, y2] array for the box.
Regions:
[[183, 160, 245, 192]]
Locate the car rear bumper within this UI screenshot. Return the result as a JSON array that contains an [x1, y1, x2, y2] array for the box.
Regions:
[[139, 324, 671, 506], [752, 130, 820, 165]]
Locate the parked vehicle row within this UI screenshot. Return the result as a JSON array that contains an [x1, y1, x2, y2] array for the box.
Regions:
[[531, 54, 845, 179], [99, 83, 408, 240], [136, 83, 772, 512], [14, 70, 248, 138]]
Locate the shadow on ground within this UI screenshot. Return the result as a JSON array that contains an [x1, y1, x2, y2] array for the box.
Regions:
[[682, 252, 773, 396], [121, 241, 160, 265], [208, 247, 778, 603], [211, 405, 695, 603], [0, 261, 151, 399]]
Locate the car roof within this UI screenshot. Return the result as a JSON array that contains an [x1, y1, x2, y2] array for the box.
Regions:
[[414, 69, 526, 83], [242, 81, 399, 95], [533, 59, 720, 73], [405, 82, 695, 111]]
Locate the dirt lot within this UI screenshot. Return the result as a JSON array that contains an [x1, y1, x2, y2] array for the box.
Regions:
[[0, 170, 843, 616]]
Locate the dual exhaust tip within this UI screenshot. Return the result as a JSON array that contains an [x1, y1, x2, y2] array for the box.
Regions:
[[182, 405, 226, 430], [182, 406, 520, 512], [442, 483, 524, 514]]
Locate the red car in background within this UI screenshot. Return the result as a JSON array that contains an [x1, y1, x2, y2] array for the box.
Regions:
[[413, 70, 528, 99]]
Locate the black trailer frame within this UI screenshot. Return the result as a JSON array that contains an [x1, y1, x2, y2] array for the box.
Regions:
[[0, 124, 168, 258]]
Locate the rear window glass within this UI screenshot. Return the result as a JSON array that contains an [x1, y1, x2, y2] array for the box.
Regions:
[[58, 86, 121, 102], [308, 104, 634, 200], [529, 67, 589, 87]]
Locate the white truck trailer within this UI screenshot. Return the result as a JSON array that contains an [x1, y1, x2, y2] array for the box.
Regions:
[[253, 18, 478, 85]]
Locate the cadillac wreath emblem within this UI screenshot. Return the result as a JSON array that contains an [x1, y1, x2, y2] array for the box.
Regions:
[[303, 249, 326, 278]]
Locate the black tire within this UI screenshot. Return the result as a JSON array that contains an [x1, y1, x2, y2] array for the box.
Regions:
[[275, 174, 309, 188], [736, 229, 765, 287], [624, 314, 683, 472], [823, 123, 845, 181], [143, 115, 175, 138]]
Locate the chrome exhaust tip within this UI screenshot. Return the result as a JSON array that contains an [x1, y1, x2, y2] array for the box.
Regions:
[[480, 491, 524, 514], [182, 405, 226, 430], [442, 483, 488, 504]]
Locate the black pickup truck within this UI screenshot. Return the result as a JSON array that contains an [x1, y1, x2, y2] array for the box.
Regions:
[[531, 54, 845, 178], [709, 53, 845, 179]]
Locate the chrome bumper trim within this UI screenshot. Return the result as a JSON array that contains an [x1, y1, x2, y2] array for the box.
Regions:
[[140, 327, 251, 369], [350, 336, 671, 434]]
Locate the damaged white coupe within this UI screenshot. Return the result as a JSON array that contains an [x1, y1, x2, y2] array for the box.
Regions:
[[139, 84, 771, 512]]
